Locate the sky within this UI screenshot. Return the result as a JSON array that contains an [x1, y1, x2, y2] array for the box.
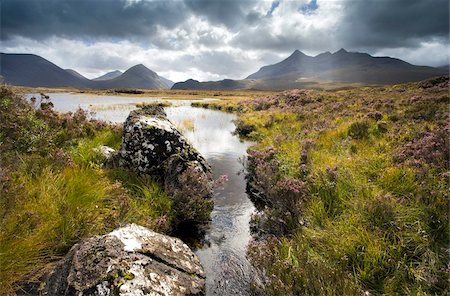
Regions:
[[1, 0, 449, 82]]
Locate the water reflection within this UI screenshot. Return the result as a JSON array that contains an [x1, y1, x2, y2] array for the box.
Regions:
[[27, 92, 255, 295], [166, 106, 255, 295]]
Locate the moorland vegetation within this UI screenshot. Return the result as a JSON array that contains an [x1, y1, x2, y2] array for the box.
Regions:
[[194, 76, 449, 295]]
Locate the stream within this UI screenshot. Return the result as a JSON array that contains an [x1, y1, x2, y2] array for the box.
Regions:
[[27, 92, 256, 295]]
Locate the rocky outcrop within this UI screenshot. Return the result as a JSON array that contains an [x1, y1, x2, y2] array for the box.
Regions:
[[119, 105, 213, 227], [39, 224, 205, 296], [119, 105, 210, 177]]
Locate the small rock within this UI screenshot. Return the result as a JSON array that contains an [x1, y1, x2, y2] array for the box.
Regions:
[[94, 145, 116, 159]]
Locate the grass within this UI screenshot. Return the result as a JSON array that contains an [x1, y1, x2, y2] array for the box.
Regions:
[[135, 101, 172, 108], [11, 85, 276, 101], [177, 118, 195, 131], [0, 87, 174, 294], [197, 78, 449, 295]]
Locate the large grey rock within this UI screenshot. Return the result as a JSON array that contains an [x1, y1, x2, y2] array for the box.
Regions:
[[39, 224, 205, 296], [119, 106, 213, 227], [119, 105, 210, 177]]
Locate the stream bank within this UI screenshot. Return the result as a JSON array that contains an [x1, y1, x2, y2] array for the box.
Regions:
[[26, 92, 257, 295]]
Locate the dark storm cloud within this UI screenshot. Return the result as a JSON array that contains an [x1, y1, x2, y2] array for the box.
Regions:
[[1, 0, 448, 79], [4, 0, 447, 51], [184, 0, 257, 30], [338, 0, 449, 49], [230, 0, 449, 54], [0, 0, 187, 41]]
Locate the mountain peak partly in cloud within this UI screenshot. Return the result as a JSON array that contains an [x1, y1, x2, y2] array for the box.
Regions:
[[1, 0, 448, 81]]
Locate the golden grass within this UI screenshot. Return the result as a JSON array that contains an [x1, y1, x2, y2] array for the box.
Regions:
[[178, 118, 195, 131], [234, 80, 449, 295], [10, 85, 275, 101]]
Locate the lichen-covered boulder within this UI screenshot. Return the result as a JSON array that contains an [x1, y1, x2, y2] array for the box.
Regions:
[[119, 106, 213, 228], [39, 224, 205, 296], [119, 105, 210, 177]]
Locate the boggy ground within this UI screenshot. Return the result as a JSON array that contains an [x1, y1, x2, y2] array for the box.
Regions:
[[193, 76, 449, 295], [10, 85, 276, 101], [0, 88, 212, 294]]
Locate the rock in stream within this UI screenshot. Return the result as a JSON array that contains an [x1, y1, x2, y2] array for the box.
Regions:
[[119, 105, 214, 228], [119, 105, 211, 179]]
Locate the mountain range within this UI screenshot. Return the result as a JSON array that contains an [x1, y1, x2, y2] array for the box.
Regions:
[[0, 53, 174, 89], [0, 50, 447, 91], [93, 70, 123, 81], [172, 49, 447, 90]]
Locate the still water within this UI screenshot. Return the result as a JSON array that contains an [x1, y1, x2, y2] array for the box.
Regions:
[[28, 92, 255, 295]]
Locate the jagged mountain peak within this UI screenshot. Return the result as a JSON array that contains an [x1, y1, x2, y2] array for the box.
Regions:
[[335, 48, 348, 54]]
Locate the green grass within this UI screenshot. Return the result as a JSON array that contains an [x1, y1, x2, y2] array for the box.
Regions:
[[0, 87, 175, 294], [228, 79, 449, 295], [0, 164, 126, 292]]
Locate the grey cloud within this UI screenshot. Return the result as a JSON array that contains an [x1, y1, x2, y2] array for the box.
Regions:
[[163, 51, 249, 79], [184, 0, 256, 30], [1, 0, 448, 80], [231, 22, 335, 54], [338, 0, 449, 49], [230, 0, 449, 56], [0, 0, 187, 41]]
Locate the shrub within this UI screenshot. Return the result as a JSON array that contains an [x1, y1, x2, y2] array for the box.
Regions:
[[241, 78, 450, 295], [235, 120, 256, 137], [169, 165, 214, 231], [347, 121, 370, 139], [0, 87, 174, 293], [367, 111, 382, 121], [394, 123, 449, 170]]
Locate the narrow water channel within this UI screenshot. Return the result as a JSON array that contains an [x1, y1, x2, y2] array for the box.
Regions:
[[166, 106, 255, 295], [27, 93, 256, 295]]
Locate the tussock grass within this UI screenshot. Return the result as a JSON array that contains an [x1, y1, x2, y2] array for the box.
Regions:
[[135, 101, 172, 108], [0, 87, 173, 294], [0, 164, 128, 292], [177, 118, 195, 131], [88, 103, 136, 110], [236, 78, 450, 295]]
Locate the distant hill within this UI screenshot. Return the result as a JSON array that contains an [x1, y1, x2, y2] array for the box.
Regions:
[[437, 65, 449, 71], [173, 49, 447, 90], [247, 49, 447, 84], [65, 69, 88, 80], [93, 70, 123, 81], [0, 53, 92, 88], [160, 76, 175, 88], [172, 78, 251, 90], [0, 53, 173, 89], [94, 64, 173, 89]]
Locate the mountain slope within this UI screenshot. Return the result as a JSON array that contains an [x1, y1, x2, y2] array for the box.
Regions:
[[247, 49, 446, 84], [65, 69, 88, 80], [95, 64, 172, 89], [160, 76, 175, 88], [93, 70, 123, 81], [0, 54, 173, 89], [172, 78, 251, 90], [0, 53, 92, 88], [173, 49, 446, 90]]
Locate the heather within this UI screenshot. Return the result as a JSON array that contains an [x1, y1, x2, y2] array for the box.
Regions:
[[0, 88, 175, 294], [195, 77, 449, 295]]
